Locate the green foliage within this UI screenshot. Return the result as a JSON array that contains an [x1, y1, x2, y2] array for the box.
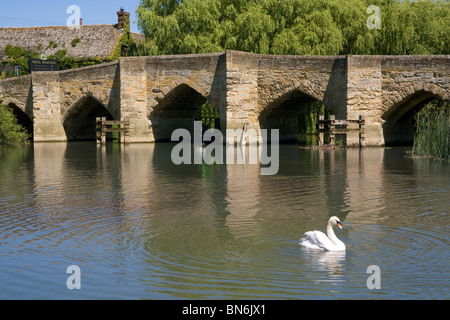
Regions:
[[71, 38, 81, 47], [134, 0, 449, 56], [108, 20, 137, 60], [4, 45, 28, 59], [298, 101, 326, 134], [46, 41, 58, 50], [56, 49, 68, 61], [298, 101, 333, 146], [195, 101, 220, 129], [2, 45, 34, 75], [0, 104, 30, 146], [413, 100, 449, 161], [234, 4, 275, 54]]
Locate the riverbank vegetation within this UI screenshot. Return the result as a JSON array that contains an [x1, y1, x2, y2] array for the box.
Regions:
[[412, 100, 449, 161], [0, 104, 30, 145]]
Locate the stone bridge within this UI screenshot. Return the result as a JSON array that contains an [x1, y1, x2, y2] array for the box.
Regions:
[[0, 50, 448, 146]]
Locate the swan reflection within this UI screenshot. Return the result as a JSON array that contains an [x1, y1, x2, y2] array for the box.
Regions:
[[301, 248, 347, 284]]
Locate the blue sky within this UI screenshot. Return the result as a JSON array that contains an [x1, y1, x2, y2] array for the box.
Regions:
[[0, 0, 142, 33]]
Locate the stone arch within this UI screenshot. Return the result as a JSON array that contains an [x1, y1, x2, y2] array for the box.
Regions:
[[382, 83, 448, 122], [1, 97, 27, 115], [261, 85, 321, 113], [382, 88, 449, 145], [5, 102, 34, 139], [260, 80, 325, 111], [0, 76, 34, 123], [63, 94, 115, 141], [259, 87, 327, 143], [148, 79, 212, 110], [149, 83, 209, 142]]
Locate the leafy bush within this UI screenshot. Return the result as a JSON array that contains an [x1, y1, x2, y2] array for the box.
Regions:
[[71, 38, 81, 47], [0, 104, 31, 145], [195, 102, 220, 130], [4, 45, 28, 59]]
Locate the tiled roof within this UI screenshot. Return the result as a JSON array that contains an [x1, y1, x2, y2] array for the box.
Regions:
[[0, 24, 144, 61]]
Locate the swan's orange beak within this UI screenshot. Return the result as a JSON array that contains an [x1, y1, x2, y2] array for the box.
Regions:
[[337, 221, 342, 229]]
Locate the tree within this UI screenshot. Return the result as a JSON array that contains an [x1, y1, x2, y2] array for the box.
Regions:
[[410, 0, 450, 54], [234, 4, 275, 54], [133, 0, 449, 56]]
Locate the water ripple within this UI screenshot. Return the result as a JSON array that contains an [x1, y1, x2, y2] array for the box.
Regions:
[[0, 144, 449, 299]]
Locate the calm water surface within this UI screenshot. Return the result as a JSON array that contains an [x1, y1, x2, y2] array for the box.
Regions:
[[0, 143, 448, 299]]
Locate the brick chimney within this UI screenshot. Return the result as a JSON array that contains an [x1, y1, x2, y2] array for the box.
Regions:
[[80, 18, 83, 26], [117, 7, 130, 30]]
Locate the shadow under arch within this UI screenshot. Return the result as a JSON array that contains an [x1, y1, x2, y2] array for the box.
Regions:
[[259, 88, 328, 144], [382, 90, 449, 145], [63, 94, 115, 141], [150, 83, 209, 142], [6, 102, 34, 139]]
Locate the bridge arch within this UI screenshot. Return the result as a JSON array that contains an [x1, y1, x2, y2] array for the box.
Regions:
[[259, 88, 331, 144], [260, 81, 324, 112], [382, 89, 449, 145], [63, 94, 115, 141], [150, 83, 212, 142], [4, 102, 33, 139]]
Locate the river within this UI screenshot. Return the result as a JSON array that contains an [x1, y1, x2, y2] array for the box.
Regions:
[[0, 143, 448, 299]]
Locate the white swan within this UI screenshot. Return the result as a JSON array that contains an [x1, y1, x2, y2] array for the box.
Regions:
[[299, 216, 346, 251]]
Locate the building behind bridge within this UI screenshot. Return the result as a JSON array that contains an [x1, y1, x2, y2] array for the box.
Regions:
[[0, 7, 144, 77]]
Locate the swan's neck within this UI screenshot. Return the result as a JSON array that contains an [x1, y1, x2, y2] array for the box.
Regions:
[[327, 222, 340, 245]]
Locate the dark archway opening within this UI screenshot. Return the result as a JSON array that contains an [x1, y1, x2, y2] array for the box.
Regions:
[[151, 84, 219, 142], [260, 90, 334, 145], [8, 103, 33, 140], [63, 95, 114, 141], [382, 90, 447, 146]]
